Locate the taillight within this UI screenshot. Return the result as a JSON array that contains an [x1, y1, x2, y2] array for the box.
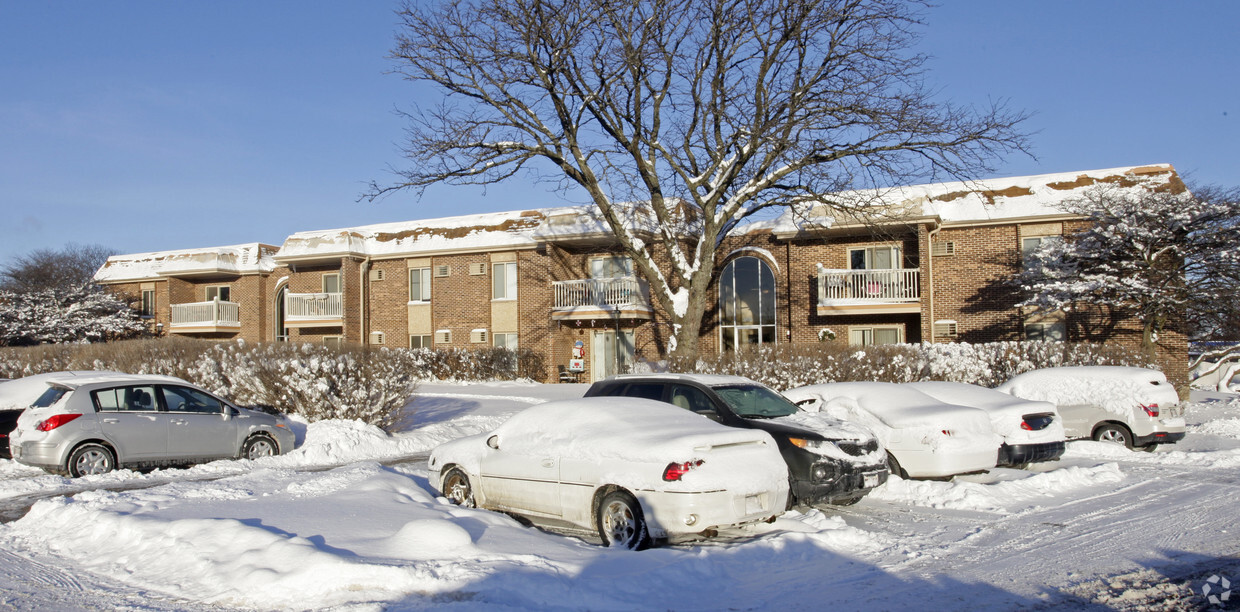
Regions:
[[1141, 404, 1159, 417], [941, 430, 953, 436], [662, 460, 704, 481], [1020, 421, 1032, 431], [36, 414, 82, 432]]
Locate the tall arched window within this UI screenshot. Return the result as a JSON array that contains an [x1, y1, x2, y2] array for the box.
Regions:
[[274, 285, 289, 342], [719, 256, 777, 351]]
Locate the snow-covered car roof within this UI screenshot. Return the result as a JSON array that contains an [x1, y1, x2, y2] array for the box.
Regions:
[[492, 396, 774, 459], [907, 381, 1057, 413], [996, 366, 1179, 412], [783, 382, 991, 430], [602, 373, 762, 387], [0, 371, 189, 411]]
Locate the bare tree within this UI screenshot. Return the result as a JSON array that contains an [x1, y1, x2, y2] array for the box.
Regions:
[[374, 0, 1029, 358], [1017, 184, 1240, 359], [0, 243, 116, 294]]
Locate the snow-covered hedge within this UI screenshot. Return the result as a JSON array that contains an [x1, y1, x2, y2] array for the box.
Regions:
[[665, 341, 1156, 390], [0, 338, 547, 429]]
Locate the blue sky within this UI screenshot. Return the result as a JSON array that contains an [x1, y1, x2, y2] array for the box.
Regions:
[[1, 1, 1236, 263]]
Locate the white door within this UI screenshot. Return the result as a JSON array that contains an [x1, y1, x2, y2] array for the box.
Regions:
[[591, 330, 634, 382]]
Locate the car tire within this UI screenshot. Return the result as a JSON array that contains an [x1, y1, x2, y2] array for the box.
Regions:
[[1136, 444, 1159, 453], [596, 490, 650, 550], [442, 467, 476, 508], [68, 443, 115, 478], [1093, 423, 1135, 450], [242, 434, 278, 460], [886, 452, 908, 479]]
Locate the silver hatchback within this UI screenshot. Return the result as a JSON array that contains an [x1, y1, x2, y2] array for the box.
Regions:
[[8, 372, 295, 477]]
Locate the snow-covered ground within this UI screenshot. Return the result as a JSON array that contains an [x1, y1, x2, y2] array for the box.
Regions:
[[1, 382, 1238, 610]]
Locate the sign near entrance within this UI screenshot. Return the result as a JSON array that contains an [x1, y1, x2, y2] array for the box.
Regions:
[[568, 358, 585, 372]]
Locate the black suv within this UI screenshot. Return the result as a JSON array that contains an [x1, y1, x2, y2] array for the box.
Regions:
[[584, 373, 888, 506]]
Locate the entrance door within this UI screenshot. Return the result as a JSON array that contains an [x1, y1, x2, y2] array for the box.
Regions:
[[591, 330, 634, 382]]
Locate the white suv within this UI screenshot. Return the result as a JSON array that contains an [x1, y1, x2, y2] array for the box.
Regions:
[[996, 366, 1186, 451]]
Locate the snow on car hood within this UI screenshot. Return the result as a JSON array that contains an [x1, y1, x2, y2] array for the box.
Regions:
[[784, 383, 1002, 453], [996, 366, 1180, 417], [767, 412, 886, 464], [907, 382, 1065, 445]]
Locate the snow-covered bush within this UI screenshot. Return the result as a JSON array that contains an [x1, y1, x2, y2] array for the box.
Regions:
[[674, 341, 1154, 390], [0, 339, 548, 429], [0, 284, 148, 346]]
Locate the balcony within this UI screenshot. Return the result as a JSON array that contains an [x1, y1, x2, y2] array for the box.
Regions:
[[169, 300, 241, 334], [817, 267, 921, 315], [285, 292, 343, 328], [552, 277, 652, 320]]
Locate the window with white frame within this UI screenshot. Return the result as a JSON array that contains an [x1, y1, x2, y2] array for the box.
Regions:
[[493, 333, 518, 350], [493, 262, 517, 300], [322, 273, 341, 294], [409, 267, 431, 302], [205, 285, 231, 301], [409, 334, 432, 349], [848, 325, 903, 346], [719, 256, 777, 351], [849, 245, 901, 270], [590, 255, 633, 278], [140, 290, 155, 317]]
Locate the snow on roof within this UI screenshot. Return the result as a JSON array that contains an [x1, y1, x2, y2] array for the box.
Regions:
[[753, 163, 1183, 235], [274, 204, 658, 261], [94, 243, 278, 283]]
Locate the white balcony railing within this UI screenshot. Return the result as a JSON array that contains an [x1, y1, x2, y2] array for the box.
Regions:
[[553, 277, 648, 310], [170, 300, 241, 328], [817, 268, 920, 304], [285, 292, 343, 322]]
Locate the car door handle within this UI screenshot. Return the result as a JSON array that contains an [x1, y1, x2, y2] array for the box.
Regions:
[[102, 418, 119, 424], [541, 459, 555, 468], [171, 419, 188, 425]]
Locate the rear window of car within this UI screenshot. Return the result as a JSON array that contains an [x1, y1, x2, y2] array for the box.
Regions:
[[92, 386, 159, 412], [618, 383, 665, 402], [32, 385, 70, 408]]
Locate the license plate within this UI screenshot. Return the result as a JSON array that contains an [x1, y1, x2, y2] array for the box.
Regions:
[[863, 472, 880, 488]]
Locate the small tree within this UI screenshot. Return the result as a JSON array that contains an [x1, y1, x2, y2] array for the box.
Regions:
[[374, 0, 1028, 360], [0, 243, 115, 293], [1017, 184, 1240, 359]]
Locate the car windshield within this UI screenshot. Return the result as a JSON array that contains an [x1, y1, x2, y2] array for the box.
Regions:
[[712, 384, 799, 418]]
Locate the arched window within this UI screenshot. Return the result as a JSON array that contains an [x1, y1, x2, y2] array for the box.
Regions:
[[274, 285, 289, 342], [719, 256, 777, 351]]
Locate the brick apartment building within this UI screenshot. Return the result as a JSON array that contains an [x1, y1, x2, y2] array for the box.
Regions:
[[94, 164, 1189, 387]]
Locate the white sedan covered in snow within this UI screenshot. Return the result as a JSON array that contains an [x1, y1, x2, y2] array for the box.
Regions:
[[906, 382, 1066, 468], [997, 366, 1186, 450], [782, 383, 1002, 479], [428, 397, 789, 549]]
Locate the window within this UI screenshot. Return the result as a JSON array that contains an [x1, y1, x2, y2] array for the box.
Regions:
[[719, 257, 777, 351], [409, 268, 431, 302], [92, 386, 159, 412], [590, 255, 634, 278], [620, 383, 665, 401], [849, 245, 901, 270], [493, 262, 517, 300], [848, 326, 903, 346], [409, 334, 433, 349], [1021, 235, 1062, 265], [205, 286, 231, 301], [323, 336, 343, 349], [1025, 321, 1066, 342], [140, 290, 155, 317], [160, 386, 223, 414], [493, 332, 518, 350], [322, 273, 341, 294], [668, 384, 716, 417]]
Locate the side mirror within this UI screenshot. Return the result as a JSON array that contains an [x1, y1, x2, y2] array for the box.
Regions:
[[486, 435, 500, 450], [223, 406, 238, 420]]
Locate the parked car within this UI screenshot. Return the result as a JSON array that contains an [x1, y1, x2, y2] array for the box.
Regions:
[[782, 382, 1002, 479], [1, 371, 130, 459], [906, 382, 1066, 468], [429, 396, 789, 549], [996, 366, 1186, 451], [9, 372, 295, 476], [584, 374, 888, 507]]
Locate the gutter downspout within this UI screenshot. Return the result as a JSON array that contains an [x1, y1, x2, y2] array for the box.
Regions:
[[360, 257, 370, 345], [926, 222, 941, 343]]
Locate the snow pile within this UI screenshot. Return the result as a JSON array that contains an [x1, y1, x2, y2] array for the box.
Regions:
[[1193, 418, 1240, 439], [869, 463, 1125, 513], [1066, 441, 1240, 469]]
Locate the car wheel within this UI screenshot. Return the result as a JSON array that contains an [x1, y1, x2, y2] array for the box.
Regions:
[[442, 467, 476, 508], [68, 443, 115, 477], [1093, 423, 1135, 449], [242, 435, 278, 460], [886, 452, 908, 479], [596, 490, 650, 550]]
